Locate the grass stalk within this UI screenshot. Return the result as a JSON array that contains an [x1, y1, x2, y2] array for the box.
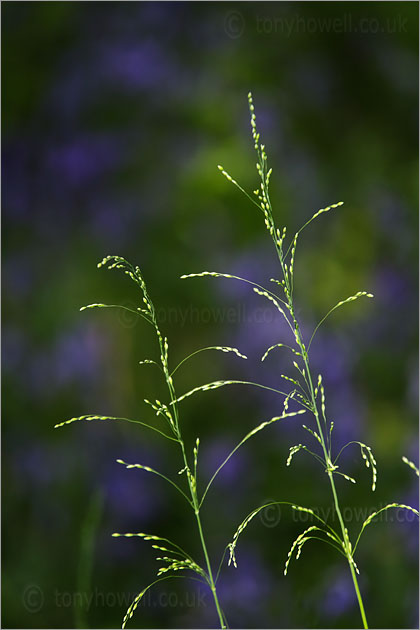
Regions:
[[275, 238, 369, 628], [214, 93, 416, 627], [58, 94, 418, 629]]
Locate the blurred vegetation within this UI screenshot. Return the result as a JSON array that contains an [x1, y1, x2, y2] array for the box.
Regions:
[[2, 2, 418, 628]]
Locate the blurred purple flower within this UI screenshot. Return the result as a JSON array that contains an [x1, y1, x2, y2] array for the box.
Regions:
[[138, 1, 174, 27], [3, 253, 35, 301], [2, 326, 26, 374], [88, 196, 143, 249], [91, 204, 129, 251], [326, 383, 365, 448], [101, 40, 173, 90], [365, 265, 416, 350], [321, 570, 354, 618], [309, 332, 354, 386], [23, 324, 108, 399], [105, 467, 161, 524], [46, 134, 121, 188], [201, 438, 247, 486], [49, 70, 95, 119], [218, 548, 271, 624], [11, 439, 77, 488], [53, 324, 107, 387], [375, 266, 412, 311], [220, 250, 279, 301], [397, 485, 419, 558], [14, 442, 54, 487], [25, 350, 52, 398], [2, 140, 32, 220], [102, 446, 164, 562]]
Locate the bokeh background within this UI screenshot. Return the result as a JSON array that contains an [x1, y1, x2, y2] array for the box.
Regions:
[[2, 2, 419, 628]]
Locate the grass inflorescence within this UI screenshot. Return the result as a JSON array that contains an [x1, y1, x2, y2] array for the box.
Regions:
[[56, 252, 307, 628], [182, 92, 418, 629], [57, 95, 418, 629], [57, 255, 244, 628]]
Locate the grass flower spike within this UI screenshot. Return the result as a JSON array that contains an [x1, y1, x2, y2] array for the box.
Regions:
[[57, 244, 311, 627], [183, 92, 418, 629], [56, 94, 418, 629]]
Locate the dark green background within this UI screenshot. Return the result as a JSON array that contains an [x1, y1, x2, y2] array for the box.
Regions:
[[2, 2, 418, 628]]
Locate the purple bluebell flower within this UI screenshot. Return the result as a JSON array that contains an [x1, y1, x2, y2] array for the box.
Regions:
[[201, 438, 247, 487], [46, 134, 121, 188], [101, 40, 173, 91], [321, 569, 355, 618]]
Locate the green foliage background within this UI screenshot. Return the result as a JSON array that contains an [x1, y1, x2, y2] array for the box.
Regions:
[[2, 2, 418, 628]]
